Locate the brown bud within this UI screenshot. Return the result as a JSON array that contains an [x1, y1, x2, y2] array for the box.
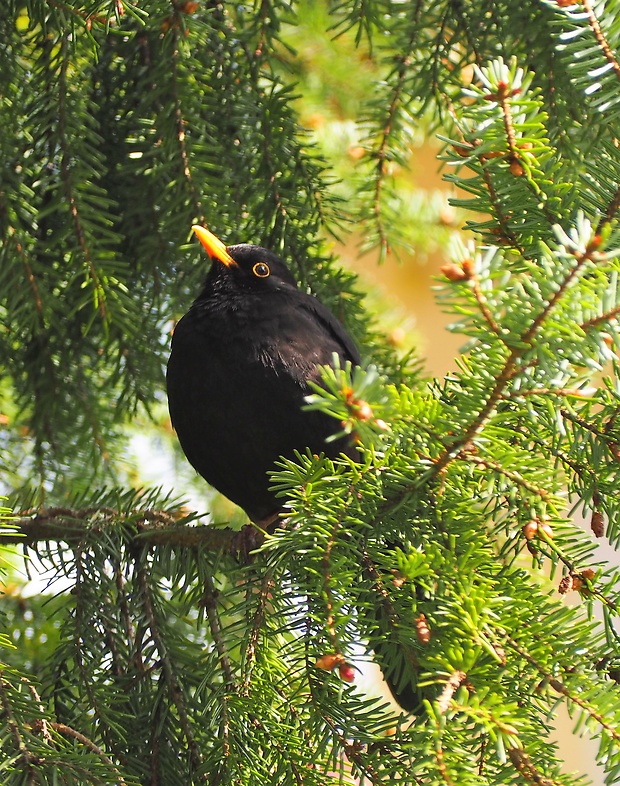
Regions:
[[315, 653, 343, 671], [439, 207, 456, 226], [441, 263, 468, 282], [347, 146, 366, 160], [558, 575, 572, 594], [388, 327, 406, 347], [354, 400, 374, 421], [540, 522, 554, 539], [581, 568, 596, 581], [461, 257, 475, 277], [416, 613, 431, 644], [601, 333, 615, 348], [591, 510, 605, 538], [509, 158, 525, 177], [452, 144, 472, 157], [523, 520, 538, 540], [179, 0, 200, 11], [571, 575, 584, 592]]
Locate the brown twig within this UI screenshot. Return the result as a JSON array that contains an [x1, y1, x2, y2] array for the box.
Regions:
[[138, 566, 205, 776], [507, 748, 557, 786], [0, 672, 40, 781], [169, 24, 204, 225], [436, 670, 467, 714], [243, 570, 275, 691], [1, 508, 237, 551], [57, 36, 106, 320], [202, 569, 237, 689], [470, 456, 552, 501], [371, 0, 424, 257], [582, 0, 620, 84], [430, 708, 455, 786], [507, 637, 620, 744], [471, 273, 504, 338], [580, 303, 620, 330], [50, 723, 128, 785], [597, 183, 620, 235], [322, 519, 342, 653], [7, 229, 44, 315]]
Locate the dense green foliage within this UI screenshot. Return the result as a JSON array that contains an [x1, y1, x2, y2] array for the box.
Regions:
[[2, 0, 620, 784]]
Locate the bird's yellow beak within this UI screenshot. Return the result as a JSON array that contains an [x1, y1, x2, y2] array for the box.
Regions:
[[192, 225, 236, 267]]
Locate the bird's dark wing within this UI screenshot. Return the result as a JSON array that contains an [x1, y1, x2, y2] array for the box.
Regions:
[[298, 295, 361, 367]]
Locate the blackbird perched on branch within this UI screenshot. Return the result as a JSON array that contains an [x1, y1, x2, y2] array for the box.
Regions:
[[167, 226, 420, 713], [166, 226, 360, 524]]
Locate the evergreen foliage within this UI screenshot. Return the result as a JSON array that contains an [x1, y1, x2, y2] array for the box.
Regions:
[[1, 1, 620, 784]]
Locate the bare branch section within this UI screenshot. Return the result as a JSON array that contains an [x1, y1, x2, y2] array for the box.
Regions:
[[1, 507, 247, 553]]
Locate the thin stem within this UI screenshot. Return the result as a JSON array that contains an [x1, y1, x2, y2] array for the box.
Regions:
[[507, 637, 620, 744], [57, 36, 106, 320], [370, 0, 424, 257], [471, 273, 504, 338], [507, 748, 557, 786], [51, 723, 128, 785], [138, 566, 204, 776], [0, 672, 38, 782], [582, 0, 620, 83], [203, 569, 237, 689]]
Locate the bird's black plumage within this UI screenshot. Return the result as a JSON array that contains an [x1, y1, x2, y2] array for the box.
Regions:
[[166, 232, 360, 523], [167, 227, 422, 714]]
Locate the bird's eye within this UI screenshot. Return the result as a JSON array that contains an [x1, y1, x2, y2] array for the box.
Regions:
[[252, 262, 270, 278]]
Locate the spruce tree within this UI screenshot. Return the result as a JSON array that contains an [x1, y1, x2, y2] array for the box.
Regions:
[[2, 1, 620, 784]]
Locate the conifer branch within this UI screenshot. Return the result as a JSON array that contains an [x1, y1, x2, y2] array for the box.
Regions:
[[0, 672, 39, 781], [202, 569, 237, 689], [580, 304, 620, 329], [469, 456, 552, 500], [597, 183, 620, 234], [430, 709, 455, 786], [370, 0, 423, 257], [57, 37, 106, 321], [243, 570, 274, 690], [480, 165, 524, 253], [471, 271, 504, 338], [507, 748, 557, 786], [322, 518, 342, 653], [138, 565, 205, 777], [432, 235, 606, 475], [582, 0, 620, 84], [1, 508, 238, 550], [8, 229, 44, 316], [507, 637, 620, 745], [50, 723, 128, 785], [170, 27, 205, 225]]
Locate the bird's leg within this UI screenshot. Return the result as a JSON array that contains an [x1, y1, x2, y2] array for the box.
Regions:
[[232, 511, 283, 562]]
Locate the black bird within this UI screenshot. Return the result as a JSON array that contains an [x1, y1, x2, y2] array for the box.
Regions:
[[166, 225, 360, 524], [167, 226, 422, 714]]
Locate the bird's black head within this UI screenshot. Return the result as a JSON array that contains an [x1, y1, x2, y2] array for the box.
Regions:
[[192, 225, 298, 297]]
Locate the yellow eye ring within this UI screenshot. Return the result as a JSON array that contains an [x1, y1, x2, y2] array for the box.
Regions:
[[253, 262, 270, 278]]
